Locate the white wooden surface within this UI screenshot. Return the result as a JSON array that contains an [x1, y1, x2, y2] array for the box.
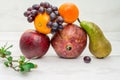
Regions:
[[0, 32, 120, 80], [0, 0, 120, 80]]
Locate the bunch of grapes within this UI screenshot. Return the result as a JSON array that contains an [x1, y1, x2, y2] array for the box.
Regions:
[[24, 2, 64, 34]]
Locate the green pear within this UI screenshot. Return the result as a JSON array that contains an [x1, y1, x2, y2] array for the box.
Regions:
[[80, 21, 112, 59]]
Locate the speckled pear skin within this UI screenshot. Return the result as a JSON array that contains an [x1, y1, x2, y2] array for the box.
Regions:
[[80, 21, 112, 59]]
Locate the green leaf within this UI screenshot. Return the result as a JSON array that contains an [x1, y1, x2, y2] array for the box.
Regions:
[[0, 48, 5, 54], [7, 56, 13, 62], [1, 47, 5, 52], [20, 64, 31, 72], [4, 51, 11, 55], [19, 67, 24, 72], [25, 63, 35, 68], [4, 61, 9, 67], [0, 53, 5, 58], [20, 56, 25, 62], [20, 63, 35, 72], [19, 56, 25, 65]]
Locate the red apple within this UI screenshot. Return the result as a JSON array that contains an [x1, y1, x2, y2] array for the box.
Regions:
[[51, 24, 87, 59], [19, 29, 50, 59]]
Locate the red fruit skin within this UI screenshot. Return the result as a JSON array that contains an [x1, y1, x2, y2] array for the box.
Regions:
[[51, 24, 87, 59], [19, 29, 50, 59]]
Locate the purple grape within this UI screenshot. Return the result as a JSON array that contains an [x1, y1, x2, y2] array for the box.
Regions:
[[27, 7, 32, 11], [44, 2, 50, 8], [51, 28, 57, 34], [47, 21, 53, 28], [38, 7, 45, 13], [40, 2, 45, 6], [58, 25, 63, 29], [56, 16, 64, 24], [83, 56, 91, 63], [40, 2, 50, 8], [52, 22, 58, 29], [27, 15, 34, 23], [32, 4, 40, 10], [46, 8, 52, 15], [50, 12, 56, 21], [31, 10, 38, 17], [54, 11, 59, 16], [52, 6, 58, 11], [24, 2, 62, 26], [24, 11, 31, 17], [49, 4, 53, 8]]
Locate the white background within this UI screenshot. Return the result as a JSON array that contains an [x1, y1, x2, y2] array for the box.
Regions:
[[0, 0, 120, 80], [0, 0, 120, 32]]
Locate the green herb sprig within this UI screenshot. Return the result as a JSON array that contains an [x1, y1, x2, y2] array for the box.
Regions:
[[0, 43, 37, 72]]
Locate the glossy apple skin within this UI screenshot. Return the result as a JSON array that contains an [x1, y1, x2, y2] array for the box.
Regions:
[[51, 24, 87, 59], [19, 29, 50, 59]]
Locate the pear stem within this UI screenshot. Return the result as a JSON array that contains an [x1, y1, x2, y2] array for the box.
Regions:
[[77, 18, 81, 23]]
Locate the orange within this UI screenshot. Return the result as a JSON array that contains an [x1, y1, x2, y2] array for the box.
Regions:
[[34, 12, 51, 34], [58, 2, 79, 23]]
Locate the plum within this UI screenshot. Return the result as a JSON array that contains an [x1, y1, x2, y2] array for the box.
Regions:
[[19, 29, 50, 59], [51, 24, 87, 59]]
